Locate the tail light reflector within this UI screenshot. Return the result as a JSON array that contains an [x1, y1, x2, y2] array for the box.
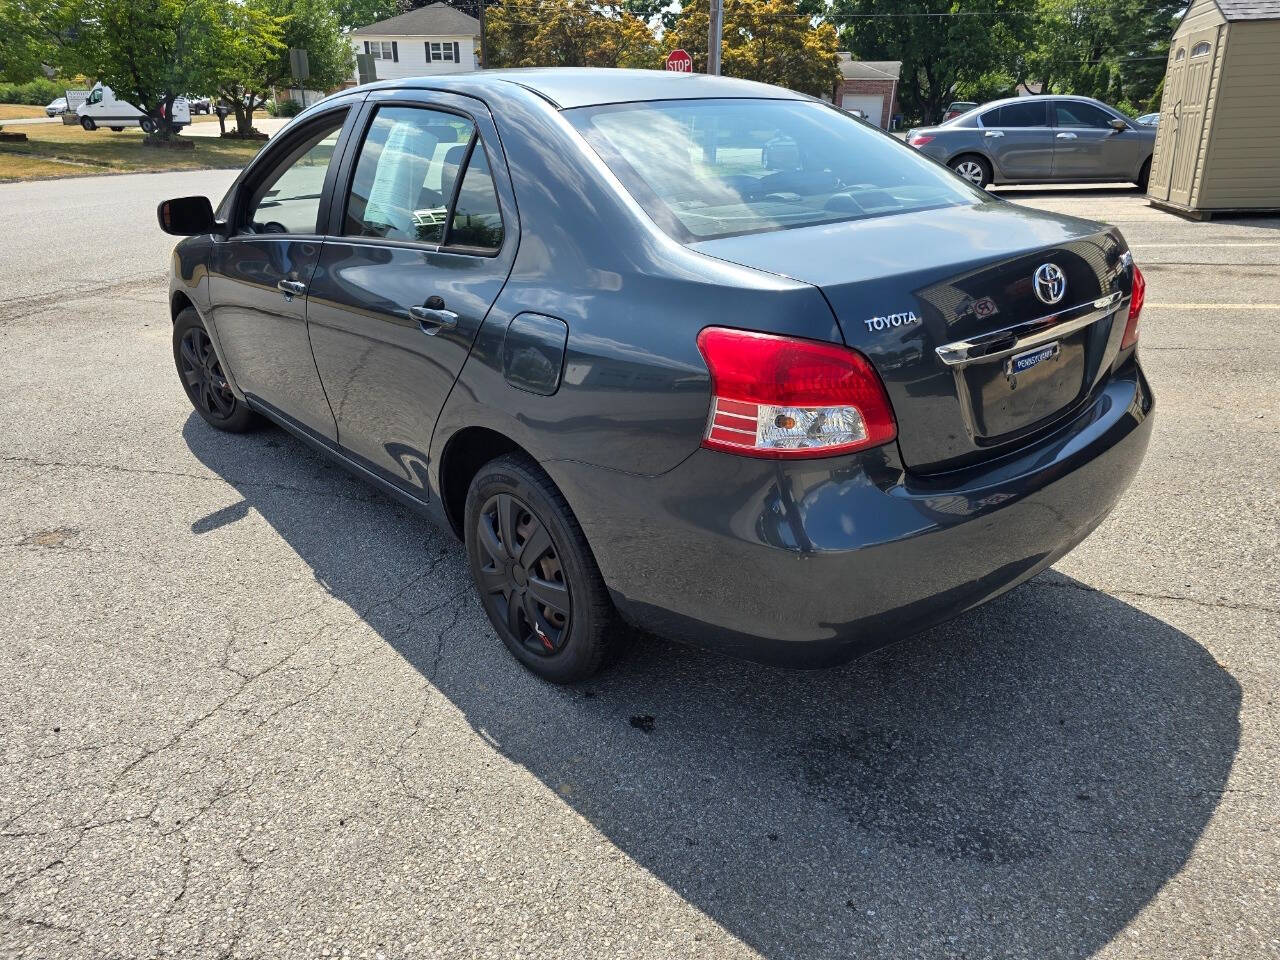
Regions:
[[1121, 264, 1145, 349], [696, 327, 897, 459], [907, 134, 934, 148]]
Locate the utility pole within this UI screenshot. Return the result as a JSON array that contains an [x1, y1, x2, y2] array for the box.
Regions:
[[707, 0, 722, 76], [478, 0, 487, 69]]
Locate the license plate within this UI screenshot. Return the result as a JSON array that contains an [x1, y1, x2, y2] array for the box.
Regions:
[[1005, 341, 1060, 379]]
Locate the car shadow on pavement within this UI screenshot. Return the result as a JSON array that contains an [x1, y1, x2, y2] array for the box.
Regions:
[[185, 416, 1242, 960]]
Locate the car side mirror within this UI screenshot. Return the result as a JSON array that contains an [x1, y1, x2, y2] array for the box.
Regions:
[[1109, 118, 1128, 132], [157, 196, 220, 236]]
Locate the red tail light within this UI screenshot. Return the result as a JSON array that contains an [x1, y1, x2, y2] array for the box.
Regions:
[[907, 134, 934, 148], [696, 327, 897, 459], [1121, 264, 1145, 349]]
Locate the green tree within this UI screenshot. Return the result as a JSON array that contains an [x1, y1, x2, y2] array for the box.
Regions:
[[487, 0, 659, 68], [212, 0, 352, 136], [1012, 0, 1181, 112], [335, 0, 400, 30], [621, 0, 677, 31], [831, 0, 1034, 124], [665, 0, 840, 98], [0, 0, 79, 82], [69, 0, 226, 138]]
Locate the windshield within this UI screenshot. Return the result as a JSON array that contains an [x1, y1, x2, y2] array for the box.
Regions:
[[568, 98, 983, 242]]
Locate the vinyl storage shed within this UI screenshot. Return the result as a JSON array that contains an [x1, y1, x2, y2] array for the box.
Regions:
[[1147, 0, 1280, 218]]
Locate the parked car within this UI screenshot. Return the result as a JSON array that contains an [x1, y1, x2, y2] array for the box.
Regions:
[[943, 101, 978, 121], [77, 83, 189, 133], [906, 95, 1157, 189], [189, 96, 212, 114], [1136, 112, 1159, 126], [45, 97, 67, 117], [158, 70, 1152, 682]]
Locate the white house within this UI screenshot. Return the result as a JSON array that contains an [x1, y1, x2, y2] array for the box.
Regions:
[[351, 3, 482, 84]]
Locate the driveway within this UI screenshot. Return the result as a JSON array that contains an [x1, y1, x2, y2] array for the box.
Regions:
[[1, 177, 1277, 959]]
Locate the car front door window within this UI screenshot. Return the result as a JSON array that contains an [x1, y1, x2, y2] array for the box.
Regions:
[[245, 121, 344, 235], [1054, 102, 1115, 129]]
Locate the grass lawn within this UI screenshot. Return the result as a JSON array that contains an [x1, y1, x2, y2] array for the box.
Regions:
[[0, 122, 266, 182], [0, 104, 47, 120]]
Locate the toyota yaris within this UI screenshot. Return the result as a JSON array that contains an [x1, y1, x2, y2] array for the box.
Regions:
[[160, 69, 1153, 682]]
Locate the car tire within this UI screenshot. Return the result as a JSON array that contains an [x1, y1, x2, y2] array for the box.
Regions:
[[140, 117, 156, 134], [950, 154, 992, 189], [1136, 157, 1151, 192], [173, 308, 258, 433], [80, 116, 96, 131], [465, 454, 617, 683]]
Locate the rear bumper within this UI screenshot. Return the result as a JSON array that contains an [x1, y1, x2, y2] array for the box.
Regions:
[[546, 361, 1154, 667]]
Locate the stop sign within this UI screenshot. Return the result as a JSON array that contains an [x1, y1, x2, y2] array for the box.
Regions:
[[666, 49, 693, 73]]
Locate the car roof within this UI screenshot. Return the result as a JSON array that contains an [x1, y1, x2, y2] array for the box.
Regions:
[[359, 68, 812, 110], [976, 94, 1114, 112]]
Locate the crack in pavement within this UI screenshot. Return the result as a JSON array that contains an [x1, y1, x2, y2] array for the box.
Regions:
[[0, 272, 166, 324], [1033, 577, 1279, 616], [0, 454, 384, 506]]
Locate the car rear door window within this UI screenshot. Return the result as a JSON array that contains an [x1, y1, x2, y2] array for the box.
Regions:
[[1054, 102, 1115, 129], [445, 144, 504, 252], [983, 101, 1044, 128], [344, 106, 475, 244], [983, 102, 1046, 127], [245, 118, 345, 235]]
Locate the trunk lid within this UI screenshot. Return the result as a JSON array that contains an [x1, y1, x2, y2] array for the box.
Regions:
[[690, 200, 1134, 473]]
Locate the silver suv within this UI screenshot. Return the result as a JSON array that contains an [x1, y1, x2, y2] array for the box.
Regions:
[[906, 96, 1156, 190]]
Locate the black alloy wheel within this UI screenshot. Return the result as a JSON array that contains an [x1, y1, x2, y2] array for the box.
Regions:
[[172, 308, 257, 432], [475, 492, 572, 657], [179, 326, 236, 420], [464, 455, 616, 682]]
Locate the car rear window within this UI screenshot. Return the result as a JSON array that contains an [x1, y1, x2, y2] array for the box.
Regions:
[[567, 98, 982, 242]]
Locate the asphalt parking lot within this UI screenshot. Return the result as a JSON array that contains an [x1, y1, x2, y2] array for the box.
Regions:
[[1, 172, 1277, 960]]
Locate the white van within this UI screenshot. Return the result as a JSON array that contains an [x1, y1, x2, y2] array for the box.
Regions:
[[77, 83, 189, 133]]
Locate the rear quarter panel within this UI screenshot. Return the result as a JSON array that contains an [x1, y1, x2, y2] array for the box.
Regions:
[[431, 85, 842, 479]]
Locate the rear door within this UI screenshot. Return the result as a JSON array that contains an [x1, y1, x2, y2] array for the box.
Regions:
[[976, 101, 1054, 180], [210, 104, 356, 441], [305, 90, 518, 496], [1050, 100, 1134, 180]]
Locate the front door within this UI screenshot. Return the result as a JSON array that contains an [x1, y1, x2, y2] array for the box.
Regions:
[[305, 92, 517, 497], [1050, 100, 1139, 180], [210, 107, 354, 441], [976, 100, 1055, 180]]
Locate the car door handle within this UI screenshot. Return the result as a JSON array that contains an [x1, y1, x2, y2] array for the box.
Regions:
[[276, 279, 306, 298], [1056, 132, 1078, 140], [409, 304, 459, 332], [983, 130, 1004, 138]]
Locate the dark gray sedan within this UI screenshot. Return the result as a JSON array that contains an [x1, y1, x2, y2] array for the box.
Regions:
[[158, 70, 1152, 682], [907, 96, 1156, 189]]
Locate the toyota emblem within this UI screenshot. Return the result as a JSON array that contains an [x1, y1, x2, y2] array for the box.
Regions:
[[1033, 263, 1067, 305]]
